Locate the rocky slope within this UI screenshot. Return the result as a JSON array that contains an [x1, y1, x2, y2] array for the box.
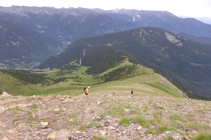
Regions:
[[0, 91, 210, 140]]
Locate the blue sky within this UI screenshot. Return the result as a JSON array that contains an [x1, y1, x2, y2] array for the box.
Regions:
[[1, 0, 211, 18]]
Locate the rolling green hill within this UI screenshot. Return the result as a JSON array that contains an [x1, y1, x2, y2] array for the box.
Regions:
[[0, 19, 61, 69], [39, 27, 211, 98], [0, 45, 185, 100]]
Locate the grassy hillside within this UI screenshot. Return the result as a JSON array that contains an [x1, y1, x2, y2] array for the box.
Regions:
[[0, 54, 185, 99], [0, 69, 184, 99]]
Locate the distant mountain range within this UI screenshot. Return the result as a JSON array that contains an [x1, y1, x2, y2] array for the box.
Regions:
[[39, 27, 211, 98], [1, 6, 211, 46], [0, 19, 61, 69]]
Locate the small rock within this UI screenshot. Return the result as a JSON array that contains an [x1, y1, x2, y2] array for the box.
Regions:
[[2, 92, 12, 97], [69, 119, 73, 122], [136, 126, 142, 131], [54, 108, 60, 111], [124, 109, 130, 112], [108, 126, 116, 130], [103, 120, 109, 126], [182, 135, 190, 140], [173, 135, 180, 140], [165, 131, 171, 135], [105, 116, 111, 119], [93, 116, 101, 121], [75, 131, 81, 134], [114, 118, 120, 123], [99, 130, 106, 136], [17, 104, 28, 108], [123, 130, 127, 134], [114, 123, 119, 128], [40, 122, 48, 129], [62, 108, 67, 111], [150, 126, 155, 129], [60, 98, 65, 101], [32, 113, 36, 119], [47, 129, 70, 139], [2, 125, 6, 128]]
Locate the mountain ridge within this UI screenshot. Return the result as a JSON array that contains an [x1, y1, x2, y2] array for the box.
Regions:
[[39, 27, 211, 98]]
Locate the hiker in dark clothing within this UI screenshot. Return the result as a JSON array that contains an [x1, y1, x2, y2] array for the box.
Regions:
[[131, 89, 134, 94]]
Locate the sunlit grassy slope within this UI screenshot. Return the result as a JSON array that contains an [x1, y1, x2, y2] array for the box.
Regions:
[[0, 56, 184, 99], [0, 70, 43, 95]]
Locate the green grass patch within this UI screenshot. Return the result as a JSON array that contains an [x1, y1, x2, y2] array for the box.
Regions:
[[192, 133, 211, 140], [33, 125, 42, 129], [93, 136, 107, 140], [68, 119, 78, 125], [78, 121, 102, 131], [169, 113, 186, 123], [31, 104, 38, 109], [155, 126, 175, 134], [130, 108, 142, 115], [153, 111, 163, 123], [70, 109, 85, 118], [166, 134, 174, 140], [7, 107, 31, 115], [129, 115, 150, 128], [21, 119, 31, 123], [106, 104, 125, 118], [186, 122, 211, 131], [99, 101, 109, 105], [119, 118, 130, 127], [54, 117, 64, 120], [98, 113, 106, 119]]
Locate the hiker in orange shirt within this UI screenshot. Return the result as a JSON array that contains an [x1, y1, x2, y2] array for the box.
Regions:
[[84, 86, 90, 95]]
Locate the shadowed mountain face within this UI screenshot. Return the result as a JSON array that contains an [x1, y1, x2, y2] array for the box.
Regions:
[[39, 27, 211, 97], [1, 6, 211, 47], [0, 19, 61, 69]]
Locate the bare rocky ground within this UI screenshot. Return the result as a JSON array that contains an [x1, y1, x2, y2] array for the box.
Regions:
[[0, 91, 211, 140]]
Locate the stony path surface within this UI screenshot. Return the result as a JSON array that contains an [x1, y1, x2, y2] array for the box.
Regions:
[[0, 92, 211, 140]]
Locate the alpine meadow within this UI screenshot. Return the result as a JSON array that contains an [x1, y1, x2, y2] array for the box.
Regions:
[[0, 6, 211, 140]]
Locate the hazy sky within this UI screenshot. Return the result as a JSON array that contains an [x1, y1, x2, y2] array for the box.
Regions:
[[1, 0, 211, 18]]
